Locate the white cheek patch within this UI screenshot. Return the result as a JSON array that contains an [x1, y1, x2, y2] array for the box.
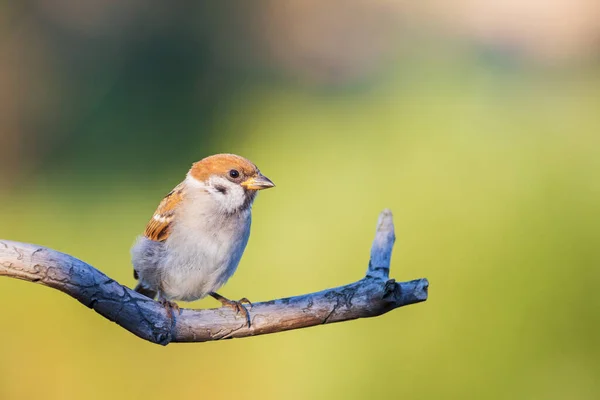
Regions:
[[207, 176, 247, 213]]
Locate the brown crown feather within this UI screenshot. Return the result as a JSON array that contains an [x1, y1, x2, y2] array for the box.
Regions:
[[189, 154, 259, 182]]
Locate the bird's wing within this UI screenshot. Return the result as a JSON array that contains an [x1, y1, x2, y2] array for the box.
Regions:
[[144, 183, 185, 242]]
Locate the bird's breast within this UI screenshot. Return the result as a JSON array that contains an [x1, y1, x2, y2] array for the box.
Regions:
[[160, 206, 252, 301]]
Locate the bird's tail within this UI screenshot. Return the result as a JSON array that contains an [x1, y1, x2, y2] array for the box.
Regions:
[[134, 283, 157, 300]]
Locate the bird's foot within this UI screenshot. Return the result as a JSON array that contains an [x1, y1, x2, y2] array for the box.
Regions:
[[210, 292, 252, 327], [159, 298, 181, 317]]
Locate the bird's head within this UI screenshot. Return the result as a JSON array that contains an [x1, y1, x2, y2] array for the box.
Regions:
[[187, 154, 275, 213]]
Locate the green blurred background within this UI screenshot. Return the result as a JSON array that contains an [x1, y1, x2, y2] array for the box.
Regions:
[[1, 1, 599, 399]]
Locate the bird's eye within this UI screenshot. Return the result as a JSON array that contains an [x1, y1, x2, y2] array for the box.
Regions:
[[229, 169, 240, 179]]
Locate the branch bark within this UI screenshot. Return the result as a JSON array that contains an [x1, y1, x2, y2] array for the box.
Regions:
[[0, 209, 428, 345]]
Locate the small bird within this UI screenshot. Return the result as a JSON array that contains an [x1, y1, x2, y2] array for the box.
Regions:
[[131, 154, 275, 323]]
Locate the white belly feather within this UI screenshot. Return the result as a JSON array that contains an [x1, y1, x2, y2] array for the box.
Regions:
[[160, 206, 251, 301]]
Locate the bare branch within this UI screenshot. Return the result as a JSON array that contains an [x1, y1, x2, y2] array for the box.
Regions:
[[0, 209, 428, 345]]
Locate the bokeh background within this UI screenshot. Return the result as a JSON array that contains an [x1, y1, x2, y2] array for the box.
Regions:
[[1, 1, 599, 399]]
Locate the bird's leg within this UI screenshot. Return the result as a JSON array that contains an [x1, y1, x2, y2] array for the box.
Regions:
[[209, 292, 252, 327], [157, 292, 181, 317]]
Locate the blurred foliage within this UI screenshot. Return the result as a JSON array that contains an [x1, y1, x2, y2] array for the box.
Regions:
[[1, 56, 599, 399], [1, 2, 600, 398]]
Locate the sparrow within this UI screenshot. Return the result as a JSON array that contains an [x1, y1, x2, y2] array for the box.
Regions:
[[130, 153, 275, 324]]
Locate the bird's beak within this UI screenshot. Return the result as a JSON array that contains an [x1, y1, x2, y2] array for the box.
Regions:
[[241, 174, 275, 190]]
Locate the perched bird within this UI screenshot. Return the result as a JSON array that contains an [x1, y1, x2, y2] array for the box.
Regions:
[[131, 154, 275, 323]]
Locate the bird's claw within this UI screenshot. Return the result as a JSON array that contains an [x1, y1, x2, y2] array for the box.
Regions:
[[224, 299, 252, 327], [211, 292, 252, 327], [238, 297, 253, 309], [159, 299, 181, 316]]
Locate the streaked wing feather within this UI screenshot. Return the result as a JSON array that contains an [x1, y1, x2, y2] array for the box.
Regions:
[[144, 183, 185, 242]]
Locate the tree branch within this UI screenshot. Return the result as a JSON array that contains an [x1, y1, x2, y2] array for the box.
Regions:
[[0, 209, 428, 345]]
